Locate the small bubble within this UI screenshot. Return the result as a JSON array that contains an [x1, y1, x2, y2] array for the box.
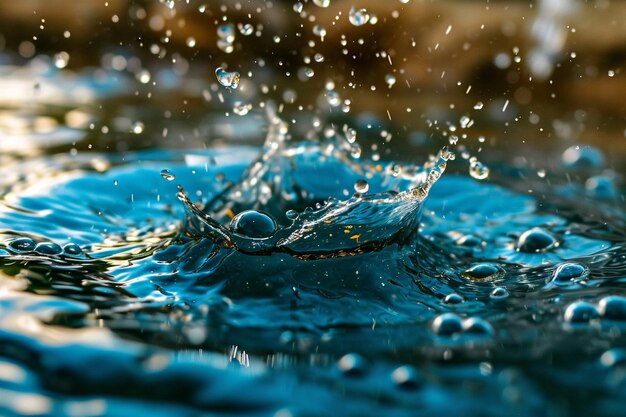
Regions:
[[391, 365, 421, 390], [35, 242, 63, 255], [160, 169, 176, 181], [552, 263, 588, 284], [354, 179, 369, 194], [564, 301, 599, 324], [230, 210, 277, 238], [443, 293, 464, 305], [490, 287, 509, 300], [8, 237, 36, 253], [598, 296, 626, 321], [63, 243, 83, 256], [517, 227, 558, 253], [431, 313, 463, 337], [337, 353, 367, 377], [461, 264, 505, 281], [303, 67, 315, 78], [462, 317, 494, 337]]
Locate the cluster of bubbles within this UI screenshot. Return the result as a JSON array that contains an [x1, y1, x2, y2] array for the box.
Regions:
[[3, 237, 84, 257], [431, 313, 494, 339], [564, 296, 626, 325]]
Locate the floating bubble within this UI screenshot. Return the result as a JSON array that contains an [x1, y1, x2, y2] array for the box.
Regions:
[[349, 7, 370, 26], [597, 296, 626, 321], [215, 68, 240, 89], [354, 179, 369, 194], [517, 227, 558, 253], [230, 210, 277, 239], [431, 313, 463, 336], [490, 287, 509, 300], [443, 293, 464, 305], [462, 317, 494, 337], [8, 237, 36, 253], [160, 169, 175, 181], [337, 353, 367, 377], [391, 365, 421, 390], [461, 264, 505, 281], [564, 301, 599, 324], [35, 242, 63, 255], [552, 263, 588, 285], [63, 243, 83, 256]]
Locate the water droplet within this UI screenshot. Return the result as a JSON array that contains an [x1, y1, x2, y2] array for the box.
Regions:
[[490, 287, 509, 300], [354, 179, 369, 194], [337, 353, 367, 377], [136, 70, 151, 84], [160, 169, 175, 181], [8, 237, 36, 253], [455, 234, 483, 248], [326, 91, 341, 107], [598, 296, 626, 321], [35, 242, 63, 255], [215, 68, 240, 89], [431, 313, 463, 336], [517, 227, 558, 253], [233, 101, 252, 116], [238, 23, 254, 36], [186, 37, 196, 48], [461, 264, 505, 281], [313, 0, 330, 8], [469, 159, 489, 180], [314, 53, 325, 63], [443, 293, 464, 305], [349, 7, 370, 26], [552, 263, 588, 284], [293, 2, 303, 13], [391, 365, 421, 389], [385, 74, 396, 88], [600, 348, 626, 367], [564, 301, 599, 324], [230, 210, 277, 239], [303, 67, 315, 78], [131, 121, 144, 134], [313, 25, 327, 39], [561, 145, 604, 170], [473, 101, 484, 110]]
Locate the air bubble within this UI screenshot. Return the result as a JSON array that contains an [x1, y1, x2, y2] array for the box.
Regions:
[[598, 296, 626, 321], [230, 210, 277, 239], [431, 313, 463, 336], [461, 264, 505, 281], [564, 301, 599, 324], [517, 227, 557, 253]]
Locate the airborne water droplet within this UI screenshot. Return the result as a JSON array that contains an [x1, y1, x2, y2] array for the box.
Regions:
[[469, 159, 489, 180], [313, 0, 330, 8], [385, 74, 396, 88], [160, 169, 175, 181], [349, 7, 370, 26], [215, 68, 240, 89], [354, 179, 369, 194]]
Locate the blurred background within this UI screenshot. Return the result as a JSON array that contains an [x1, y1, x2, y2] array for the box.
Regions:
[[0, 0, 624, 166]]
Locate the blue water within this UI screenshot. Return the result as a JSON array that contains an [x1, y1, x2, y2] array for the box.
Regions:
[[1, 44, 626, 417]]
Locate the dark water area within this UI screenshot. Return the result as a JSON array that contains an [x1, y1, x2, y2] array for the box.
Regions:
[[1, 1, 626, 416]]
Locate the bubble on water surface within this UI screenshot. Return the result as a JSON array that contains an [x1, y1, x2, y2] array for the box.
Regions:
[[230, 210, 277, 239], [517, 227, 558, 253]]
